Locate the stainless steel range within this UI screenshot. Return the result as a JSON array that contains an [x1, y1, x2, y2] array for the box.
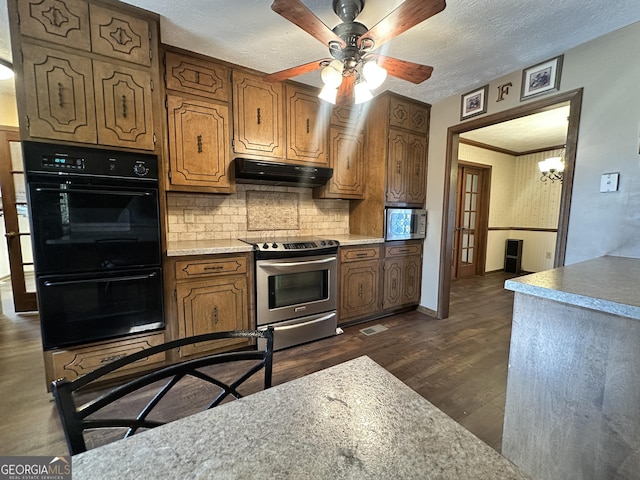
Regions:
[[239, 236, 339, 350]]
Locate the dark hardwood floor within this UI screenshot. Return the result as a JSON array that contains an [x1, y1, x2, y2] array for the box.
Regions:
[[0, 271, 517, 456]]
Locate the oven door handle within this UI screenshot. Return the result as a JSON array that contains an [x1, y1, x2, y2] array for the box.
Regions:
[[261, 313, 336, 332], [43, 272, 158, 287], [34, 187, 153, 196], [258, 257, 336, 268]]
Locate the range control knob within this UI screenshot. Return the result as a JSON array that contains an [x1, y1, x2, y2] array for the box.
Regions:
[[133, 164, 148, 176], [272, 243, 278, 249], [262, 243, 269, 250]]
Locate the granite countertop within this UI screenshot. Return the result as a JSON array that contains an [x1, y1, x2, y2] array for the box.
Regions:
[[72, 356, 528, 480], [504, 255, 640, 319], [166, 234, 384, 256]]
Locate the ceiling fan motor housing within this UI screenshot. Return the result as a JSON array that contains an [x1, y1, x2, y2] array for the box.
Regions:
[[332, 0, 365, 23]]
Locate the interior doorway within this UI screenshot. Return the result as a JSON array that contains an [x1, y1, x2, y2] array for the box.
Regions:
[[438, 88, 583, 319], [453, 162, 490, 279], [0, 127, 37, 312]]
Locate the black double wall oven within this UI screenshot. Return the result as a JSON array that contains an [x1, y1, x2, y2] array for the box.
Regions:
[[24, 142, 164, 350]]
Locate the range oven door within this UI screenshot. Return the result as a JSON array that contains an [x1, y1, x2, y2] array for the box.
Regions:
[[38, 267, 164, 350], [27, 177, 161, 274], [255, 254, 337, 326]]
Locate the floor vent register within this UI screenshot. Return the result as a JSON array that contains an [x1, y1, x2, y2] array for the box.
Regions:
[[359, 324, 388, 336]]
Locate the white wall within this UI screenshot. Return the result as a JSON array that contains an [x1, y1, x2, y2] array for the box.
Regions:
[[0, 91, 18, 127], [422, 20, 640, 312]]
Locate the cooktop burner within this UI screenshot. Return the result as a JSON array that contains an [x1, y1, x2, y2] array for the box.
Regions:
[[238, 236, 339, 253]]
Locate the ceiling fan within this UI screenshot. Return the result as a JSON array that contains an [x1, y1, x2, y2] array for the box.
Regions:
[[264, 0, 446, 105]]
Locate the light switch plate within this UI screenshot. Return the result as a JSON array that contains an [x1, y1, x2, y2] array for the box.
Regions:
[[600, 173, 619, 192]]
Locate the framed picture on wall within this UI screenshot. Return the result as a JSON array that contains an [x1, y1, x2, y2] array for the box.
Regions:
[[521, 55, 564, 100], [460, 84, 488, 120]]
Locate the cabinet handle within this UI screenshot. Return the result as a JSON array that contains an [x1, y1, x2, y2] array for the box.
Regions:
[[121, 95, 127, 119], [100, 354, 126, 364], [257, 107, 261, 125], [409, 275, 414, 288], [197, 135, 203, 153], [347, 155, 350, 169], [397, 160, 401, 174], [415, 164, 420, 176], [212, 306, 219, 325], [392, 278, 397, 290], [58, 83, 64, 107], [356, 252, 368, 258], [358, 283, 363, 298], [306, 118, 310, 134], [203, 265, 224, 271]]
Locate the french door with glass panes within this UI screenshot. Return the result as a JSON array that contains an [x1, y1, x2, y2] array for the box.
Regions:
[[453, 164, 489, 279], [0, 128, 37, 311]]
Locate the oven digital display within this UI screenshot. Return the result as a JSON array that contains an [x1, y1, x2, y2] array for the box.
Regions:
[[42, 155, 85, 170]]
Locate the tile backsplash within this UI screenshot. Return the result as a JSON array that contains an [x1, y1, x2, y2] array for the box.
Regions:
[[166, 185, 350, 242]]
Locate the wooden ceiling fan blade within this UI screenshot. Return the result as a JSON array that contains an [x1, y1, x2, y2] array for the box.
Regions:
[[271, 0, 345, 48], [368, 54, 433, 84], [336, 74, 355, 106], [263, 59, 328, 83], [359, 0, 446, 49]]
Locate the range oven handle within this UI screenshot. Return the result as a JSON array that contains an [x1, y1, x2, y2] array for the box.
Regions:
[[34, 187, 153, 196], [43, 272, 158, 287], [258, 257, 336, 268], [260, 312, 336, 332]]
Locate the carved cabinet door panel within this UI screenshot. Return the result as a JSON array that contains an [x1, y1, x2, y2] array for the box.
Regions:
[[339, 259, 380, 322], [402, 256, 422, 305], [322, 126, 364, 199], [388, 97, 429, 134], [285, 85, 327, 164], [176, 276, 249, 357], [18, 0, 91, 51], [166, 95, 231, 189], [89, 3, 151, 67], [405, 134, 427, 205], [385, 128, 409, 204], [165, 51, 229, 102], [232, 70, 284, 159], [21, 44, 97, 143], [93, 60, 154, 150]]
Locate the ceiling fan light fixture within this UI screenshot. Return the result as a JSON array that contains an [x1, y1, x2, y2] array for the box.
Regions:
[[354, 79, 373, 104], [362, 60, 387, 90], [321, 59, 344, 88], [318, 84, 339, 104]]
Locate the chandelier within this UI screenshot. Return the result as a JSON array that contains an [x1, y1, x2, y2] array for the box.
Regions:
[[538, 156, 564, 183]]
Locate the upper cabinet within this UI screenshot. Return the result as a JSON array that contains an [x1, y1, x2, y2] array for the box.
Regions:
[[163, 48, 233, 192], [232, 70, 284, 159], [285, 84, 328, 165], [388, 97, 429, 135], [385, 129, 427, 205], [11, 0, 159, 151]]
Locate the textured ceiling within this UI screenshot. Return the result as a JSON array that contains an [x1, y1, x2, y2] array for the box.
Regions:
[[1, 1, 639, 150]]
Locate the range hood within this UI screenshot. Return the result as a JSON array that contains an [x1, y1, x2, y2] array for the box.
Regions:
[[234, 158, 333, 187]]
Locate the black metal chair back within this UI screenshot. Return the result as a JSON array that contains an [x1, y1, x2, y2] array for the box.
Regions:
[[52, 328, 274, 455]]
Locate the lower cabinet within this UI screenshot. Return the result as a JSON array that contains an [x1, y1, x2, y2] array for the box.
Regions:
[[44, 332, 167, 389], [173, 254, 252, 357], [382, 242, 423, 311], [339, 245, 381, 323]]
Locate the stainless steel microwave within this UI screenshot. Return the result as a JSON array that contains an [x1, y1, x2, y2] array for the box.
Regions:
[[385, 208, 427, 241]]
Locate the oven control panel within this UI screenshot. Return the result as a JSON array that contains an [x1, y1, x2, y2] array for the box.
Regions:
[[256, 240, 338, 252]]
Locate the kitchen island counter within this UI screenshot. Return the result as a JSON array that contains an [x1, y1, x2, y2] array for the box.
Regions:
[[72, 356, 528, 479], [502, 255, 640, 480]]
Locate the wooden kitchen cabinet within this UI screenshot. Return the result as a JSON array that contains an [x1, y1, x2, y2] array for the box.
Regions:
[[339, 245, 381, 323], [314, 126, 364, 199], [10, 0, 159, 150], [386, 129, 427, 205], [382, 242, 422, 311], [232, 70, 285, 159], [350, 92, 431, 238], [166, 94, 232, 190], [285, 84, 328, 164], [163, 48, 234, 192], [44, 331, 166, 389], [173, 255, 252, 357]]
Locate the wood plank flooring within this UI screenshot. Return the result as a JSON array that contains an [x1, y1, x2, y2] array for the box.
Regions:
[[0, 272, 516, 456]]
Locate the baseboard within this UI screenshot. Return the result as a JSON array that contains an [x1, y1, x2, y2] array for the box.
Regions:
[[416, 305, 437, 318]]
